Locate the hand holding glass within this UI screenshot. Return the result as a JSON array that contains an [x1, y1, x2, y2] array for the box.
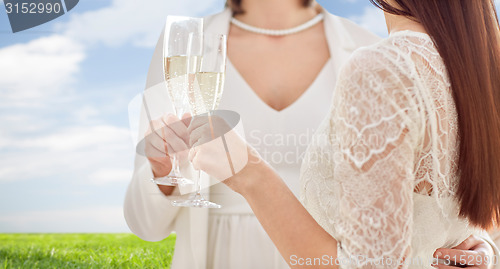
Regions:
[[171, 33, 227, 208]]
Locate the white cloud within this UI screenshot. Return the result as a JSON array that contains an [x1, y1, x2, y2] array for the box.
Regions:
[[0, 35, 85, 102], [0, 125, 134, 182], [0, 0, 224, 103], [0, 0, 228, 233], [73, 105, 100, 122], [0, 113, 56, 135], [0, 0, 225, 105], [17, 125, 130, 151], [349, 6, 387, 37], [61, 0, 224, 48], [0, 206, 128, 232], [0, 0, 224, 106], [88, 168, 133, 185]]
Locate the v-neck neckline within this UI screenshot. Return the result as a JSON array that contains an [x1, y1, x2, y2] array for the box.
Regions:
[[226, 58, 332, 113], [207, 7, 353, 113]]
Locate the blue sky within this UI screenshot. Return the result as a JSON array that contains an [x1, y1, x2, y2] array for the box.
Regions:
[[0, 0, 498, 233]]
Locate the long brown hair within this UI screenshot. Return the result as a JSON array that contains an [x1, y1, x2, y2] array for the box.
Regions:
[[226, 0, 313, 15], [371, 0, 500, 229]]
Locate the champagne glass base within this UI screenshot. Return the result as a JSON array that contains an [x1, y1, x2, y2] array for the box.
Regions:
[[171, 194, 221, 208], [152, 176, 193, 186]]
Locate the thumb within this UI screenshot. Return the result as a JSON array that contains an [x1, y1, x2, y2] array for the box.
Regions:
[[181, 113, 191, 127]]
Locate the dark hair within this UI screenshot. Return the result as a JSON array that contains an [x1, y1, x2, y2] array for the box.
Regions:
[[371, 0, 500, 229], [226, 0, 313, 15]]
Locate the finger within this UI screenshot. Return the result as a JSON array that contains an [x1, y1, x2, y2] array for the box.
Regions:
[[189, 147, 213, 171], [454, 235, 482, 250], [160, 125, 189, 153], [146, 125, 185, 157], [148, 155, 170, 164], [453, 235, 493, 262], [181, 113, 191, 127], [162, 114, 189, 144], [188, 148, 200, 166], [145, 144, 167, 158], [145, 131, 168, 157], [432, 264, 479, 269], [147, 136, 177, 158], [145, 118, 172, 149], [188, 115, 210, 134], [188, 147, 197, 164], [435, 249, 481, 265], [145, 132, 174, 158], [432, 264, 459, 269], [150, 141, 167, 155], [191, 152, 200, 170], [146, 117, 186, 154], [191, 135, 213, 149], [189, 124, 211, 147], [190, 125, 216, 148]]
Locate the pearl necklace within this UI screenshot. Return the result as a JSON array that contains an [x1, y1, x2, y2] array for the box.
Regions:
[[231, 13, 324, 36]]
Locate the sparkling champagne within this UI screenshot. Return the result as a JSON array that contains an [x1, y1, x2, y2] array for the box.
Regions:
[[189, 72, 225, 115], [164, 55, 200, 115]]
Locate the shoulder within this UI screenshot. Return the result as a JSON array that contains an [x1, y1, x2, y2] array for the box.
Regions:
[[334, 36, 425, 132], [323, 10, 382, 48], [342, 32, 439, 83], [203, 8, 231, 32], [336, 36, 423, 115], [341, 36, 415, 81]]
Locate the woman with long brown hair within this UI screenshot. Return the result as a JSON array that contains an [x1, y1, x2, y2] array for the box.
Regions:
[[189, 0, 500, 267]]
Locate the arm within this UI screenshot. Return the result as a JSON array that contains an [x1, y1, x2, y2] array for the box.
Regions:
[[307, 48, 418, 267], [187, 117, 338, 266], [191, 48, 420, 268], [124, 102, 188, 242], [123, 29, 184, 241], [123, 154, 181, 241], [230, 151, 339, 267]]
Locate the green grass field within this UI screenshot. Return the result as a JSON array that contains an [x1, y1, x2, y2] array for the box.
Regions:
[[0, 233, 176, 269]]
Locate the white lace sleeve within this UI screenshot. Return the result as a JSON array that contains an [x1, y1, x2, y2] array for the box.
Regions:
[[330, 47, 424, 268]]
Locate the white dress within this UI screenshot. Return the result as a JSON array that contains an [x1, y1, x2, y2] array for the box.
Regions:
[[124, 7, 382, 269], [300, 30, 489, 268], [206, 56, 336, 268], [125, 9, 499, 269]]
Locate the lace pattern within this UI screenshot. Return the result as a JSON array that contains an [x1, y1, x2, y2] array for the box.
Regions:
[[300, 31, 464, 268]]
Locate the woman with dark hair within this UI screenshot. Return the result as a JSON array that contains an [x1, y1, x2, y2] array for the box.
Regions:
[[188, 0, 500, 268]]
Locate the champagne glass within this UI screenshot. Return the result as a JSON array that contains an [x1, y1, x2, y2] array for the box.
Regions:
[[154, 16, 202, 186], [172, 34, 227, 208]]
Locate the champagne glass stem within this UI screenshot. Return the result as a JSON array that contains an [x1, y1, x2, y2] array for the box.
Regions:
[[193, 169, 202, 199], [191, 111, 213, 200], [172, 153, 180, 176]]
